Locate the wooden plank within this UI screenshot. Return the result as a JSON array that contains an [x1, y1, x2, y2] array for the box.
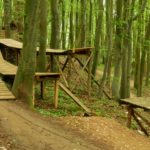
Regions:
[[0, 38, 22, 49], [59, 82, 91, 114], [0, 38, 69, 55], [0, 95, 16, 100]]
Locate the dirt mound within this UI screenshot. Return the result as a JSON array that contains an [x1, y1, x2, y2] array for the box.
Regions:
[[0, 101, 150, 150], [59, 116, 150, 150]]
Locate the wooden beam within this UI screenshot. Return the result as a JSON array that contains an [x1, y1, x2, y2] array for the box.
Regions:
[[132, 111, 149, 136], [75, 56, 112, 99], [59, 82, 92, 114], [134, 110, 150, 127]]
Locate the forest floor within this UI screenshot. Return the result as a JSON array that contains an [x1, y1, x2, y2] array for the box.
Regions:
[[0, 100, 150, 150], [0, 66, 150, 149]]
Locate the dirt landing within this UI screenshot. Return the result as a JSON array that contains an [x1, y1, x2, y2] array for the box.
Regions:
[[0, 101, 112, 150]]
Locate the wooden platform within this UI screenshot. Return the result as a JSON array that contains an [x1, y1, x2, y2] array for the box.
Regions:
[[120, 97, 150, 110], [0, 38, 93, 55], [0, 79, 16, 100], [120, 97, 150, 136]]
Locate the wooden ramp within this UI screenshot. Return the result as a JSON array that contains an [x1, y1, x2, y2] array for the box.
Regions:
[[0, 51, 16, 100], [0, 79, 16, 100], [0, 51, 17, 76]]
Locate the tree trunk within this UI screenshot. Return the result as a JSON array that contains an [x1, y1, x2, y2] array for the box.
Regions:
[[37, 0, 47, 72], [69, 0, 74, 48], [50, 0, 61, 71], [92, 0, 103, 76], [12, 0, 40, 108], [78, 0, 86, 47], [99, 0, 113, 95], [112, 0, 123, 99], [120, 0, 130, 98], [3, 0, 12, 38], [61, 0, 66, 49], [140, 14, 150, 93]]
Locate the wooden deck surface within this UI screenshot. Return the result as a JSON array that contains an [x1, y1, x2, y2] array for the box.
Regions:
[[120, 97, 150, 110], [0, 38, 22, 49], [0, 79, 15, 100], [0, 38, 94, 55], [0, 51, 17, 76]]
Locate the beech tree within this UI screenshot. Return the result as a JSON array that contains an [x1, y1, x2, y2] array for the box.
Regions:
[[3, 0, 11, 37], [37, 0, 48, 72], [12, 0, 40, 107]]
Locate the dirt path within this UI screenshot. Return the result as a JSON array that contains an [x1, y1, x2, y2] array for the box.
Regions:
[[0, 101, 150, 150], [0, 101, 112, 150]]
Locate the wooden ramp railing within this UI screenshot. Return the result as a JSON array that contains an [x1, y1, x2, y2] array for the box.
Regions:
[[0, 79, 16, 100]]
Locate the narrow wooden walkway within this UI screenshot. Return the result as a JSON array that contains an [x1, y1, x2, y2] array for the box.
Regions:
[[0, 51, 17, 76], [0, 51, 16, 100], [0, 79, 15, 100]]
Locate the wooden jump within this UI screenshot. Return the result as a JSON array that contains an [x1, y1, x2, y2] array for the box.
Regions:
[[120, 97, 150, 136], [0, 39, 93, 112], [0, 79, 15, 100], [0, 51, 61, 108]]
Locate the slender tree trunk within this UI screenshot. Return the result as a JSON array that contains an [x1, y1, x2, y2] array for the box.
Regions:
[[140, 14, 150, 93], [92, 0, 103, 76], [3, 0, 11, 38], [50, 0, 61, 49], [75, 0, 79, 47], [69, 0, 74, 48], [61, 0, 66, 49], [99, 0, 113, 95], [88, 0, 93, 46], [50, 0, 61, 71], [13, 0, 24, 38], [120, 0, 130, 98], [146, 45, 150, 86], [12, 0, 40, 107], [78, 0, 86, 47], [37, 0, 47, 72], [112, 0, 123, 99]]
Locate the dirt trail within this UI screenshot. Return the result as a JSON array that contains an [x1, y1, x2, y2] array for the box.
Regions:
[[0, 101, 150, 150], [0, 101, 112, 150]]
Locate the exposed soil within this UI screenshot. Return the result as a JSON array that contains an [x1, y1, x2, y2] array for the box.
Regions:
[[0, 100, 150, 150]]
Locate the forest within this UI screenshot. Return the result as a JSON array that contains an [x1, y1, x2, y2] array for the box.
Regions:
[[1, 0, 150, 100], [0, 0, 150, 148]]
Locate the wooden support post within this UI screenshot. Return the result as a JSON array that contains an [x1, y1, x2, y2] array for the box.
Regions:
[[127, 105, 133, 128], [54, 79, 59, 109], [40, 81, 44, 99], [32, 81, 35, 107], [88, 53, 92, 100], [54, 57, 69, 88], [62, 57, 69, 71]]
